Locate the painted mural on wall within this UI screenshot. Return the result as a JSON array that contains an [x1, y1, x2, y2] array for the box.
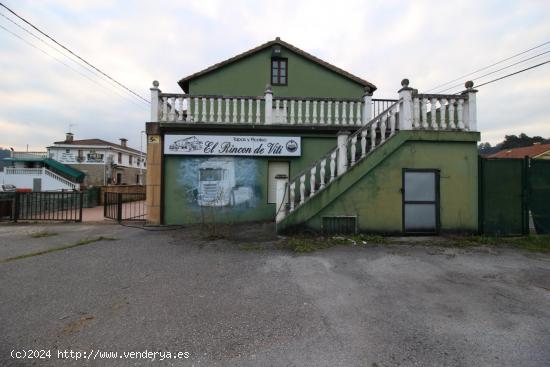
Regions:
[[177, 157, 260, 209]]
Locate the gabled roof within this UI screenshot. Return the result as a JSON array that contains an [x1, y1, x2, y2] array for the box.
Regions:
[[51, 139, 143, 155], [178, 38, 377, 93], [488, 143, 550, 159]]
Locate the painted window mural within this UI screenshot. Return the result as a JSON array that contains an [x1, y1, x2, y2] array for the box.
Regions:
[[178, 157, 261, 209]]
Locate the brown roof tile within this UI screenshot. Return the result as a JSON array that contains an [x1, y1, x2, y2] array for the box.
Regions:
[[488, 143, 550, 159]]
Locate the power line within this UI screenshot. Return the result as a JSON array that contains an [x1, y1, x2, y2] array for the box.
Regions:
[[0, 23, 148, 109], [0, 2, 150, 104], [449, 60, 550, 94], [0, 11, 131, 96], [436, 49, 550, 93], [427, 40, 550, 92], [472, 60, 550, 90]]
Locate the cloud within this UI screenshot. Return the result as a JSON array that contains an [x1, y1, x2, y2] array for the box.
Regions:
[[0, 0, 549, 151]]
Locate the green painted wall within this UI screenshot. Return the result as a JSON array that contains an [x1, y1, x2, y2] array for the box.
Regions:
[[188, 47, 365, 98], [305, 140, 478, 233], [163, 133, 337, 225]]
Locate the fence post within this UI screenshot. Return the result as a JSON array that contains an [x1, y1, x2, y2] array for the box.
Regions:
[[117, 193, 123, 222], [398, 79, 413, 130], [78, 192, 83, 222], [103, 192, 107, 218], [13, 192, 19, 222]]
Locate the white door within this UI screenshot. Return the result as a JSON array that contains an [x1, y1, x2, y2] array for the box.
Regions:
[[267, 161, 289, 204]]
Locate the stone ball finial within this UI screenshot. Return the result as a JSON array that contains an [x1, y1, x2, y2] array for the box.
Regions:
[[465, 80, 474, 89], [265, 84, 272, 92], [152, 80, 160, 88], [401, 79, 410, 87]]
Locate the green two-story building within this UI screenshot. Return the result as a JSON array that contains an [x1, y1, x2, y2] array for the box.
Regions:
[[146, 38, 480, 234]]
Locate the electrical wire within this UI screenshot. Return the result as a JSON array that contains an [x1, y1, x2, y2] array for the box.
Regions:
[[426, 40, 550, 92], [0, 2, 150, 104], [0, 22, 148, 109], [470, 60, 550, 90], [0, 11, 141, 102], [436, 50, 550, 93]]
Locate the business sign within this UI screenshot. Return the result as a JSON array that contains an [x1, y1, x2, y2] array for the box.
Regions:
[[164, 135, 301, 157]]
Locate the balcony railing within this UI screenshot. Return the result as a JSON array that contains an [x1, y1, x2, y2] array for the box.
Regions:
[[150, 81, 396, 126], [11, 151, 48, 159]]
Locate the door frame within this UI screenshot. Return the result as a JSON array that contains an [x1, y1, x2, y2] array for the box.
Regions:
[[402, 168, 441, 234]]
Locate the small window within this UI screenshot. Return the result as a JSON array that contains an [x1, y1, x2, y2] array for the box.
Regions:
[[129, 155, 133, 165], [271, 58, 288, 85], [118, 152, 122, 164], [65, 149, 70, 153]]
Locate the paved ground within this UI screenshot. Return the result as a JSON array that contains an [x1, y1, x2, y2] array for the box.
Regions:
[[0, 223, 549, 366]]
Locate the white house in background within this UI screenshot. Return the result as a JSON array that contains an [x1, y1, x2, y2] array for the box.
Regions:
[[0, 151, 82, 191], [47, 133, 147, 186]]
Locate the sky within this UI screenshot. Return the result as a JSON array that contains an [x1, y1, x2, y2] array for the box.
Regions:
[[0, 0, 549, 151]]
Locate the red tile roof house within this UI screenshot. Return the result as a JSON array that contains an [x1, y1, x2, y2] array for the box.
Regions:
[[488, 143, 550, 160]]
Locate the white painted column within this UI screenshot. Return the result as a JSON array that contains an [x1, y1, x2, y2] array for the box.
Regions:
[[275, 174, 289, 222], [362, 89, 373, 124], [337, 131, 350, 176], [150, 80, 161, 122], [264, 85, 273, 125], [398, 79, 413, 130], [464, 81, 478, 131]]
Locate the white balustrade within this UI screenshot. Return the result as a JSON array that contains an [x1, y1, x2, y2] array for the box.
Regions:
[[232, 99, 237, 123], [304, 101, 310, 124], [440, 99, 447, 129], [299, 175, 306, 205], [449, 99, 456, 129], [256, 99, 261, 123], [312, 101, 318, 124], [319, 159, 326, 189], [361, 130, 368, 158], [370, 121, 377, 151], [310, 166, 317, 195], [457, 99, 464, 129], [421, 98, 428, 129], [430, 98, 438, 130], [330, 151, 337, 182], [350, 135, 357, 166], [289, 182, 295, 211]]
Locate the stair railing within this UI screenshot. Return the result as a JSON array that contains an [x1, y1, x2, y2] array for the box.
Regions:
[[278, 79, 479, 222]]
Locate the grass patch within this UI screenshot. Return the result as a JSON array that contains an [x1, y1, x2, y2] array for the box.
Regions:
[[0, 236, 117, 264], [239, 244, 266, 252], [278, 233, 387, 253], [29, 230, 59, 238], [448, 235, 550, 253]]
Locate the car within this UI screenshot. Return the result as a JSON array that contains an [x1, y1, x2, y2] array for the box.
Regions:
[[0, 184, 16, 192]]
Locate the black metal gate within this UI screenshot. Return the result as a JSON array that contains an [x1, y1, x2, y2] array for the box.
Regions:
[[104, 192, 146, 222], [0, 192, 83, 222], [479, 158, 528, 235]]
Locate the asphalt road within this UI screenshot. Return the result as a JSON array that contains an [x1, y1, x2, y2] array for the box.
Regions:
[[0, 223, 549, 366]]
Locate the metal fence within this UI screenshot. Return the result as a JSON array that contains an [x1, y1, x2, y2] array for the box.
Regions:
[[0, 192, 83, 222], [479, 157, 550, 235], [104, 192, 146, 222]]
